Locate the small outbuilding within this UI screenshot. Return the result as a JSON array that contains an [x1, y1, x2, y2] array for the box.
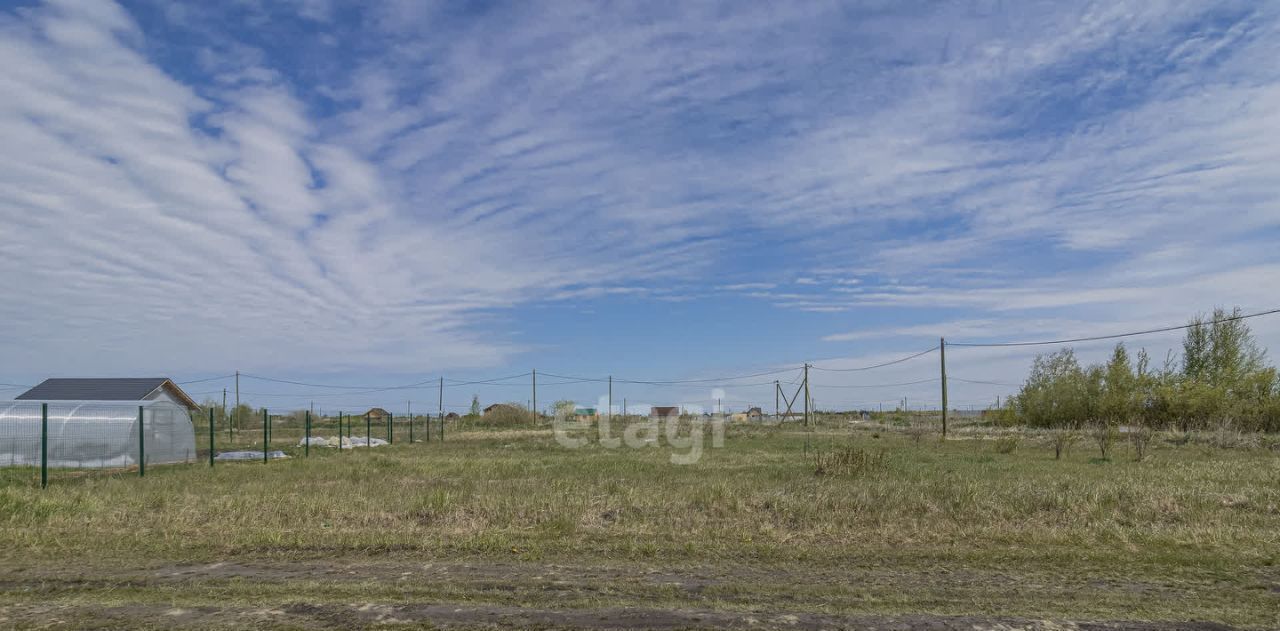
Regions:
[[17, 377, 198, 410], [6, 377, 199, 470], [650, 406, 680, 419]]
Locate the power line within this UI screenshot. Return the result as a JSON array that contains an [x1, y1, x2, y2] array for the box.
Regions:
[[239, 373, 439, 391], [176, 374, 236, 385], [810, 377, 940, 389], [809, 346, 938, 372], [445, 372, 532, 386], [950, 377, 1020, 387], [538, 367, 799, 385], [948, 307, 1280, 347]]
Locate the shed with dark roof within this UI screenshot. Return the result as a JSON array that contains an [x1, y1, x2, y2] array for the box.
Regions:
[[16, 378, 198, 410]]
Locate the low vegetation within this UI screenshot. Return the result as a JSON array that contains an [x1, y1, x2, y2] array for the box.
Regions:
[[0, 422, 1277, 628]]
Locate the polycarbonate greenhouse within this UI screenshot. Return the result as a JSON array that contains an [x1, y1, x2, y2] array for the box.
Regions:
[[0, 400, 196, 469]]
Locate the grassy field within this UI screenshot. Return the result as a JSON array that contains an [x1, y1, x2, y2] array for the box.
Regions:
[[0, 419, 1277, 629]]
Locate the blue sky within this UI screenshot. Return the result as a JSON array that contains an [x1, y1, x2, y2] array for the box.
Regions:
[[2, 0, 1279, 414]]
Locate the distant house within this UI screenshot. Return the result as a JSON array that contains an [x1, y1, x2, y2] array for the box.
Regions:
[[445, 412, 460, 420], [484, 403, 520, 416], [365, 407, 390, 421], [745, 407, 763, 421], [650, 406, 680, 419], [17, 378, 198, 410], [573, 407, 598, 421]]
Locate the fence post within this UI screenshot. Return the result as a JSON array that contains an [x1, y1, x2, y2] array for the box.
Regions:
[[138, 405, 145, 477], [262, 408, 268, 463], [40, 403, 48, 489], [208, 407, 215, 467], [388, 412, 394, 445], [408, 406, 414, 444], [305, 410, 311, 457], [365, 412, 371, 448]]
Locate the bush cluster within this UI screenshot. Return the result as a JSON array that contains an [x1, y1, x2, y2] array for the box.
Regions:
[[1004, 308, 1280, 433]]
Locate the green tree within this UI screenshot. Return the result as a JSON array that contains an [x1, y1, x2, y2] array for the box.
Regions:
[[1184, 307, 1267, 388], [1101, 343, 1135, 425], [469, 395, 481, 418], [552, 400, 576, 419]]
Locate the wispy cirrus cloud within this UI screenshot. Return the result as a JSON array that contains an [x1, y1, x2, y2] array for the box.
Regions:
[[1, 0, 1278, 408]]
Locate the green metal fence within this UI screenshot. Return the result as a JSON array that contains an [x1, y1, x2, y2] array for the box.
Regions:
[[5, 401, 449, 488]]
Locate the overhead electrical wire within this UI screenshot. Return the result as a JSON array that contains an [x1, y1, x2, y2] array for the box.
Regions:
[[809, 377, 940, 389], [947, 307, 1280, 347], [173, 308, 1280, 405], [538, 367, 800, 386], [950, 377, 1021, 387], [809, 346, 938, 372], [175, 374, 237, 385], [448, 371, 532, 386], [240, 373, 440, 391]]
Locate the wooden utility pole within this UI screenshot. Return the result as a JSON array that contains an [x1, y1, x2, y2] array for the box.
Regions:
[[234, 371, 240, 432], [608, 375, 612, 421], [222, 388, 228, 438], [940, 337, 948, 439], [774, 380, 779, 419]]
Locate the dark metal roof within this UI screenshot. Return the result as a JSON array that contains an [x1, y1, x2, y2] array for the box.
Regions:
[[16, 378, 197, 408]]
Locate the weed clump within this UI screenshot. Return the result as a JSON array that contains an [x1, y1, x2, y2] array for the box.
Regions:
[[992, 435, 1021, 454], [812, 446, 884, 477], [904, 422, 930, 446]]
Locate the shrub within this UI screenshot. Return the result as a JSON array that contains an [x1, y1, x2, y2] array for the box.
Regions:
[[904, 422, 929, 446], [1050, 430, 1079, 460], [1091, 422, 1118, 459], [1129, 426, 1153, 461]]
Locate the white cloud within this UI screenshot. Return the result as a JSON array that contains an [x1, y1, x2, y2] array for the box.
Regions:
[[2, 0, 1280, 392]]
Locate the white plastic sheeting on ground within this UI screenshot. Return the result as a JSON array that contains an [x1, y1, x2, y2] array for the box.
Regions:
[[215, 450, 289, 461], [0, 400, 196, 468], [297, 436, 388, 449], [346, 436, 388, 448]]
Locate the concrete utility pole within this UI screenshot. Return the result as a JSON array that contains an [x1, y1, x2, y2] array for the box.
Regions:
[[940, 337, 948, 439], [222, 388, 228, 437], [532, 369, 537, 425], [234, 371, 240, 432], [775, 381, 780, 419], [608, 375, 612, 421]]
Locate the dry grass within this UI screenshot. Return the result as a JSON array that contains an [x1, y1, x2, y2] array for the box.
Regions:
[[0, 423, 1277, 627]]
